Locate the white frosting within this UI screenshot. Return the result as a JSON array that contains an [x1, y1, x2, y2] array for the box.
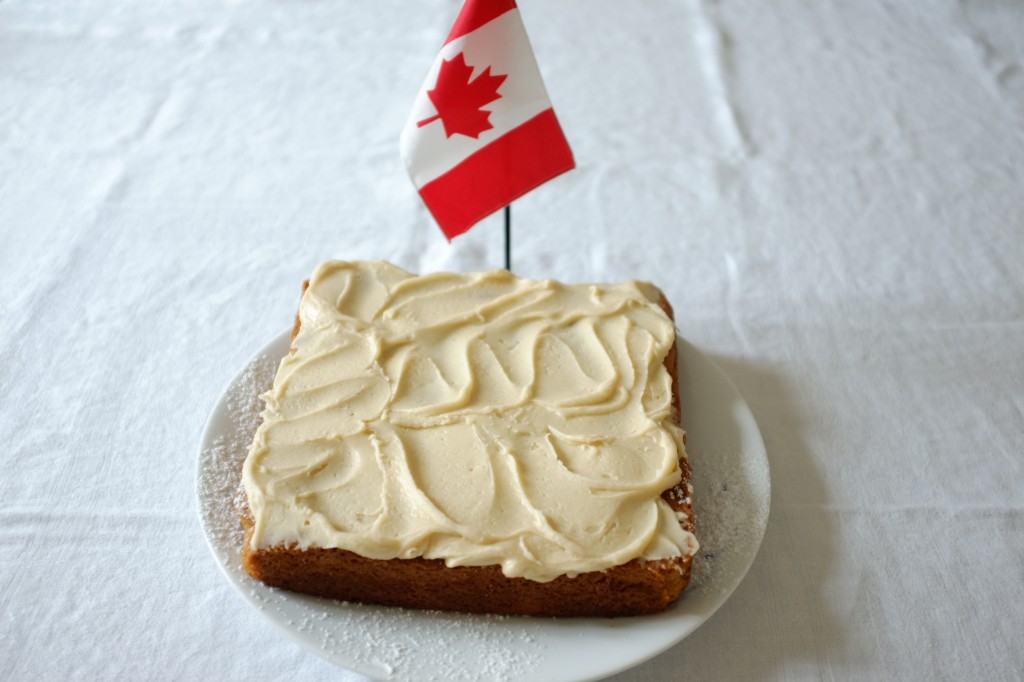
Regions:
[[243, 261, 698, 582]]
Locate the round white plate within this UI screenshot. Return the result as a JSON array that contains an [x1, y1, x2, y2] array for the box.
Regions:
[[197, 330, 769, 682]]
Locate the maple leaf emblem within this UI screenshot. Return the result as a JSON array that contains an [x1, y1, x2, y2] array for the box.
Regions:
[[417, 52, 507, 139]]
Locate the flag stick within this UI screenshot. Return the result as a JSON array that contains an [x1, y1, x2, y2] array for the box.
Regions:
[[504, 205, 512, 271]]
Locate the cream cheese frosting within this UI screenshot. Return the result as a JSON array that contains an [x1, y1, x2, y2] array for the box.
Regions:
[[242, 261, 698, 582]]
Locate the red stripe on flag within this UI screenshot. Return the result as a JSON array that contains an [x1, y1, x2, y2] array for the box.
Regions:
[[445, 0, 518, 45], [418, 108, 575, 240]]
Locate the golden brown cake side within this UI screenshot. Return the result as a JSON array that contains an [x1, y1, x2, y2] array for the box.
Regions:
[[240, 266, 696, 617]]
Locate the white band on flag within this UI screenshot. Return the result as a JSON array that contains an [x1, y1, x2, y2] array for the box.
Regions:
[[400, 9, 554, 187]]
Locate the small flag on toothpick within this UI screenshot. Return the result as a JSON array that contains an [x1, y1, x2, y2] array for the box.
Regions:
[[401, 0, 575, 241]]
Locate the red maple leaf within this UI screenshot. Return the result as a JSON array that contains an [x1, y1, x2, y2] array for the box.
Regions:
[[417, 52, 507, 139]]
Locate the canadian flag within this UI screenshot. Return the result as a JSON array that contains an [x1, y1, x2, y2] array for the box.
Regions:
[[400, 0, 575, 240]]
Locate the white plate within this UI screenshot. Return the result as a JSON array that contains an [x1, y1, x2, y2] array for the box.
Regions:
[[196, 330, 769, 682]]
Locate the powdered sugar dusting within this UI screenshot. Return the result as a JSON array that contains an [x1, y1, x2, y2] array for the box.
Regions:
[[311, 606, 543, 681], [686, 447, 770, 596], [197, 351, 278, 565]]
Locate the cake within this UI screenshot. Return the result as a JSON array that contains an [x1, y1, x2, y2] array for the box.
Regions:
[[240, 261, 697, 617]]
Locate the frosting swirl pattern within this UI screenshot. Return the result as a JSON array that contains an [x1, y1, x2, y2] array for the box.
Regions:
[[243, 261, 698, 582]]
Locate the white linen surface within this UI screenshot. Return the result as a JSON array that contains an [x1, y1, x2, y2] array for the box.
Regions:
[[2, 0, 1023, 680]]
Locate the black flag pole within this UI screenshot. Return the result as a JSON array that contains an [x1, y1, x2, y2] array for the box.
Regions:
[[504, 205, 512, 271]]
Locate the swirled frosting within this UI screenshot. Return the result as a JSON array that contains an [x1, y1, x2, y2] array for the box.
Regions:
[[242, 261, 697, 582]]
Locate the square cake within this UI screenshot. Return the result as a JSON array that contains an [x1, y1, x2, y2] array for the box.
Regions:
[[240, 261, 697, 616]]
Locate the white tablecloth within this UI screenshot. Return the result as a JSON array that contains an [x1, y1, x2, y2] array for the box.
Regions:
[[3, 0, 1023, 679]]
